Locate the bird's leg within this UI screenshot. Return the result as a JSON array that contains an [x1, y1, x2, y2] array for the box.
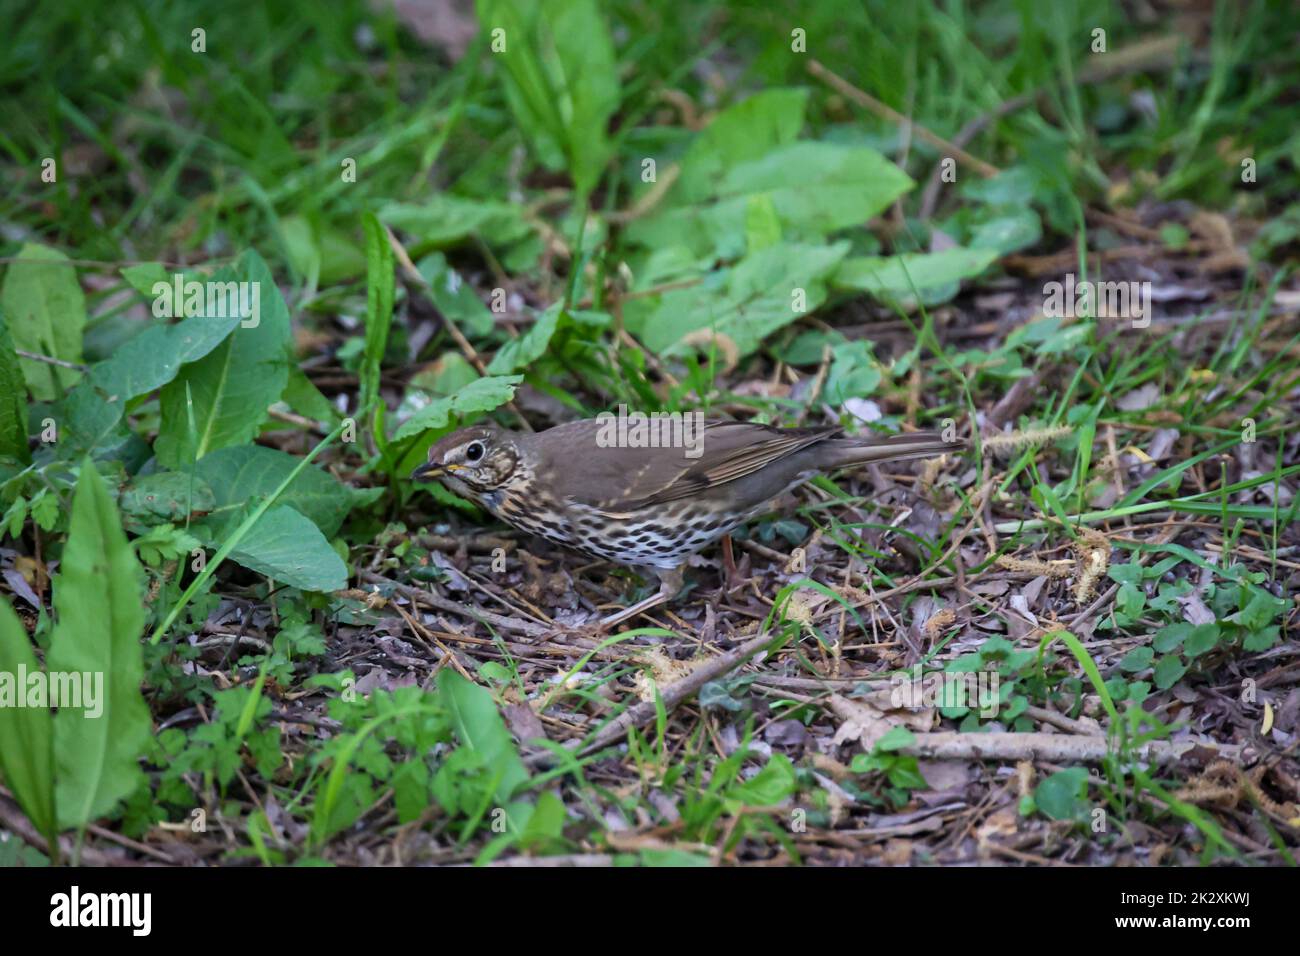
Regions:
[[719, 533, 743, 593], [599, 565, 684, 629]]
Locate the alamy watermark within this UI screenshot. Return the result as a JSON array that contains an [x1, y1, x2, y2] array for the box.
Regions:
[[595, 404, 705, 458], [1043, 273, 1151, 328], [891, 664, 1000, 718], [152, 273, 260, 328], [0, 666, 103, 718]]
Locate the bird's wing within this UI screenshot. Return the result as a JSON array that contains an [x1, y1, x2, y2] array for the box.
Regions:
[[529, 419, 838, 513]]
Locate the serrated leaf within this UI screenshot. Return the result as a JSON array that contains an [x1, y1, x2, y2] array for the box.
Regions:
[[394, 374, 523, 440], [48, 462, 150, 830], [0, 243, 85, 400], [0, 599, 56, 848], [222, 505, 348, 592], [154, 251, 291, 468]]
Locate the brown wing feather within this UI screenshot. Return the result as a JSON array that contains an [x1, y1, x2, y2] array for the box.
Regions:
[[522, 419, 841, 513]]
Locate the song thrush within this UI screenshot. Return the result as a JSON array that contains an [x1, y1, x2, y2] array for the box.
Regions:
[[411, 418, 963, 626]]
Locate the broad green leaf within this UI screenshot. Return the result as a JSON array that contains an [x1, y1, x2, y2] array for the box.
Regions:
[[119, 472, 216, 523], [220, 505, 348, 593], [194, 444, 380, 538], [48, 462, 150, 830], [628, 144, 912, 258], [1183, 623, 1220, 658], [0, 243, 85, 400], [119, 262, 169, 297], [394, 374, 523, 440], [282, 365, 340, 425], [47, 379, 132, 461], [1118, 646, 1154, 672], [486, 304, 561, 374], [834, 247, 999, 308], [155, 251, 291, 468], [0, 600, 56, 848], [438, 669, 531, 829], [1034, 767, 1090, 821], [92, 261, 251, 401], [1153, 654, 1187, 690], [0, 314, 30, 462], [670, 89, 808, 204], [628, 241, 849, 357], [726, 753, 797, 807]]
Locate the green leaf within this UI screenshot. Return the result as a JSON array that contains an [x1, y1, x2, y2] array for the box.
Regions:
[[119, 472, 216, 523], [833, 247, 998, 308], [194, 444, 376, 538], [1118, 646, 1154, 672], [282, 365, 340, 424], [1153, 654, 1187, 690], [629, 144, 911, 259], [119, 263, 169, 297], [479, 0, 620, 196], [1243, 626, 1280, 652], [1183, 623, 1220, 658], [48, 462, 150, 830], [0, 599, 57, 849], [1034, 767, 1090, 821], [875, 726, 916, 752], [1152, 622, 1191, 653], [0, 314, 30, 462], [220, 505, 348, 593], [519, 790, 567, 846], [438, 669, 531, 831], [379, 197, 531, 249], [91, 265, 251, 402], [628, 242, 848, 357], [154, 251, 291, 468], [671, 89, 808, 204], [361, 212, 395, 435], [417, 253, 496, 339], [0, 243, 85, 400], [726, 753, 796, 806], [394, 374, 523, 440], [486, 304, 561, 374]]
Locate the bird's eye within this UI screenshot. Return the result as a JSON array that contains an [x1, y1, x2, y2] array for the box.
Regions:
[[464, 441, 485, 463]]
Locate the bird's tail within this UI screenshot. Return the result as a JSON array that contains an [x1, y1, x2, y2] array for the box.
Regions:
[[825, 431, 965, 468]]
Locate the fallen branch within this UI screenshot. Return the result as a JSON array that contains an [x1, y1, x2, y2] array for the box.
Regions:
[[526, 629, 780, 767], [897, 732, 1245, 765]]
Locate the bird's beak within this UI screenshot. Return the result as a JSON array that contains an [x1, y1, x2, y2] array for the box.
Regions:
[[410, 461, 443, 481]]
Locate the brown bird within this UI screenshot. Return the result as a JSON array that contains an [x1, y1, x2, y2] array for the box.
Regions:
[[411, 418, 962, 627]]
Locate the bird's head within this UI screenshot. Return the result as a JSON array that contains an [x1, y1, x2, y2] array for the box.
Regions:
[[410, 425, 520, 498]]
